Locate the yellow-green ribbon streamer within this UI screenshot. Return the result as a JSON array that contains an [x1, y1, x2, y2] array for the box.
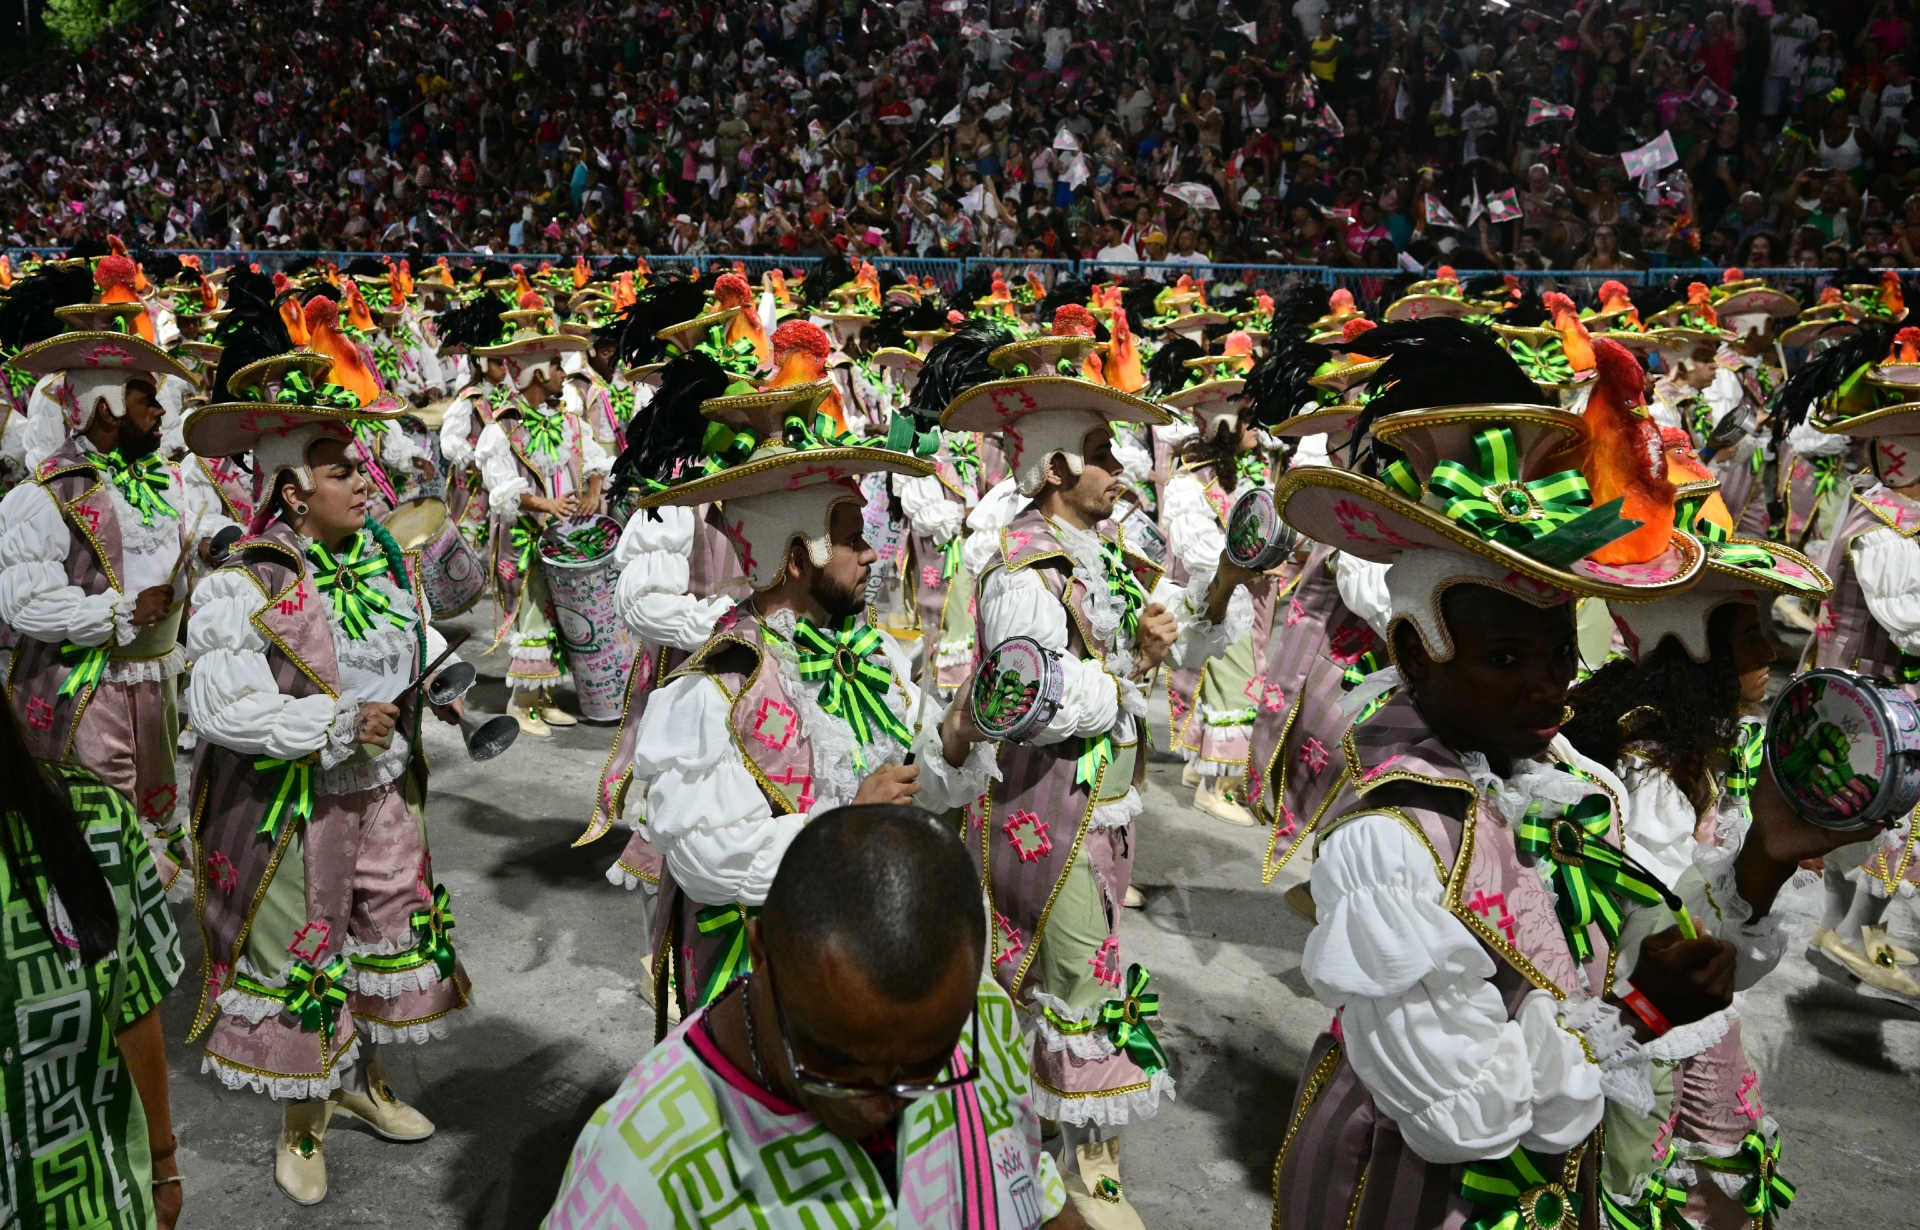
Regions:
[[1461, 1147, 1580, 1230], [1097, 538, 1149, 641], [693, 903, 760, 1006], [1599, 1173, 1698, 1230], [946, 433, 982, 485], [1693, 1132, 1794, 1219], [793, 616, 912, 761], [57, 641, 109, 698], [273, 370, 361, 409], [1075, 732, 1114, 789], [308, 534, 404, 640], [252, 754, 316, 842], [1516, 779, 1667, 962], [101, 450, 178, 526], [1724, 718, 1764, 801], [940, 536, 962, 579], [1098, 964, 1167, 1075]]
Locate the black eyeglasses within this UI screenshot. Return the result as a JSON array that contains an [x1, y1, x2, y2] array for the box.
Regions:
[[754, 963, 980, 1102]]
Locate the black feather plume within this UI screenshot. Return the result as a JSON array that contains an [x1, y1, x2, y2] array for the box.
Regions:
[[1145, 336, 1203, 398], [1237, 280, 1333, 428], [608, 352, 732, 496], [1773, 323, 1892, 433], [1347, 319, 1544, 464], [804, 252, 854, 309], [947, 266, 997, 316], [612, 277, 709, 369], [223, 268, 278, 314], [137, 250, 185, 285], [867, 299, 948, 353], [208, 286, 295, 400], [905, 319, 1017, 426], [0, 264, 94, 350], [340, 256, 387, 278], [1502, 285, 1549, 327], [1119, 280, 1162, 334], [436, 293, 509, 351]]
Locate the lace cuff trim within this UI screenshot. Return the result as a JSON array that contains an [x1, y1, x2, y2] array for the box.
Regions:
[[1559, 996, 1654, 1117], [202, 1041, 362, 1101], [1030, 1068, 1175, 1128], [1028, 990, 1119, 1060], [1089, 788, 1144, 830]]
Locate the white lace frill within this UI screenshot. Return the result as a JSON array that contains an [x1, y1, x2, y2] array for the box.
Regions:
[[1643, 1005, 1735, 1064], [1028, 990, 1119, 1061], [1048, 518, 1123, 650], [104, 643, 186, 684], [1089, 787, 1144, 830], [1030, 1067, 1175, 1128], [341, 932, 444, 999], [203, 1039, 363, 1101], [360, 1017, 455, 1046], [1557, 996, 1653, 1117]]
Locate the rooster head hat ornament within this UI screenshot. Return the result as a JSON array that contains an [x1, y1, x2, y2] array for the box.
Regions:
[[1272, 319, 1712, 660]]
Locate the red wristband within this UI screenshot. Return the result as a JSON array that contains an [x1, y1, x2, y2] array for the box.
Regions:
[[1620, 983, 1671, 1037]]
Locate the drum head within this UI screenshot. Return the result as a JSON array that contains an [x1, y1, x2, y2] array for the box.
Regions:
[[1121, 507, 1168, 565], [972, 635, 1057, 741], [1226, 487, 1288, 571], [384, 498, 450, 551], [1767, 670, 1916, 830], [539, 514, 622, 566]]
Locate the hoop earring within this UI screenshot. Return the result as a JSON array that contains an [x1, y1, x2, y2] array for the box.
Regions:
[[292, 502, 310, 516]]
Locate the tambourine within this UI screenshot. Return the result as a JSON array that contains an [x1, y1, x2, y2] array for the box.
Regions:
[[1225, 486, 1299, 572], [971, 635, 1065, 743], [1120, 505, 1168, 566], [1766, 668, 1920, 830]]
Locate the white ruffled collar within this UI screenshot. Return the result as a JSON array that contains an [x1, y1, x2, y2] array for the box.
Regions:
[[1459, 748, 1605, 828], [1046, 515, 1124, 651]]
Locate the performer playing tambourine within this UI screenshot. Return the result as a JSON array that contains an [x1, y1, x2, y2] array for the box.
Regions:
[[181, 357, 472, 1207]]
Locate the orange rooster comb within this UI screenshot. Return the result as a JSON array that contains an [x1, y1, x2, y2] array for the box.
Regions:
[[1051, 305, 1097, 336]]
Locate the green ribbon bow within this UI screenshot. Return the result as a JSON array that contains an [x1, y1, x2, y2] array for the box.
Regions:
[[1809, 453, 1844, 511], [1428, 427, 1636, 568], [1096, 538, 1150, 642], [487, 383, 514, 412], [793, 617, 912, 763], [102, 450, 179, 525], [1600, 1174, 1698, 1230], [371, 342, 401, 385], [1724, 718, 1764, 801], [1510, 338, 1574, 386], [1075, 732, 1115, 789], [1381, 457, 1423, 499], [308, 534, 404, 640], [1098, 964, 1167, 1075], [698, 419, 758, 475], [1236, 452, 1272, 488], [57, 641, 109, 698], [1516, 774, 1668, 962], [1339, 645, 1394, 723], [945, 433, 982, 485], [1461, 1148, 1580, 1230], [522, 407, 567, 458], [407, 884, 459, 981], [608, 382, 637, 425], [283, 955, 351, 1042], [1693, 1132, 1794, 1219], [693, 903, 760, 1007], [252, 754, 316, 842], [274, 370, 360, 409], [509, 515, 540, 579], [695, 325, 762, 380], [940, 536, 962, 580]]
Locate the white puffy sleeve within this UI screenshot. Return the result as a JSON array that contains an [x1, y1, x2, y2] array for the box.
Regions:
[[0, 482, 135, 647], [1112, 431, 1154, 486], [1306, 813, 1604, 1162], [181, 461, 241, 545], [475, 421, 530, 518], [439, 397, 476, 467], [379, 419, 422, 468], [1335, 552, 1393, 638], [976, 564, 1121, 743], [1618, 758, 1699, 891], [1161, 471, 1224, 577], [614, 507, 732, 651], [579, 422, 614, 479], [1152, 571, 1252, 670], [1851, 526, 1920, 655], [185, 569, 359, 764], [961, 478, 1027, 576], [23, 378, 67, 473], [893, 471, 966, 544], [635, 672, 806, 907]]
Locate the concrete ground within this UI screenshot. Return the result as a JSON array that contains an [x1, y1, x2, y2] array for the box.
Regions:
[[155, 610, 1920, 1228]]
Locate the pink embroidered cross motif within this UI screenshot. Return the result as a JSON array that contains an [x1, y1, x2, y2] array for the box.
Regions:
[[416, 854, 433, 901], [1467, 890, 1517, 942], [1328, 625, 1377, 665], [141, 784, 177, 820], [765, 766, 817, 810], [1274, 805, 1298, 838], [1736, 1072, 1764, 1120], [717, 516, 758, 572], [1088, 936, 1123, 987], [287, 920, 332, 964], [922, 564, 941, 588], [1262, 684, 1287, 712], [24, 698, 53, 730], [751, 697, 798, 751], [1004, 530, 1032, 556], [993, 912, 1025, 967], [205, 852, 238, 894], [1332, 498, 1420, 548], [74, 502, 101, 533], [1243, 675, 1267, 704], [1360, 754, 1404, 784], [497, 558, 516, 584], [989, 387, 1039, 417], [1286, 597, 1305, 627], [1168, 690, 1188, 722], [276, 582, 308, 616], [1882, 443, 1913, 485], [207, 962, 231, 993], [1004, 810, 1052, 862], [1813, 603, 1837, 640], [1301, 737, 1330, 773], [782, 463, 850, 490]]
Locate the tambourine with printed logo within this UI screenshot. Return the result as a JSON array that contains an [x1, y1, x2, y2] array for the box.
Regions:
[[970, 635, 1065, 743], [1120, 505, 1169, 566], [1225, 486, 1300, 572], [1766, 668, 1920, 830]]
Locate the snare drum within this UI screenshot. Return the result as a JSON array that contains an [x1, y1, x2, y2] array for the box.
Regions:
[[1766, 668, 1920, 830], [971, 635, 1065, 742], [1119, 505, 1168, 566], [538, 515, 636, 722], [383, 497, 486, 617], [1225, 486, 1299, 572]]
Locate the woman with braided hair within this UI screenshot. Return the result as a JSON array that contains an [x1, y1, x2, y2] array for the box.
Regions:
[[179, 363, 472, 1206]]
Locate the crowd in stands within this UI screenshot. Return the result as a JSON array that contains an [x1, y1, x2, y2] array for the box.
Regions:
[[3, 0, 1919, 279]]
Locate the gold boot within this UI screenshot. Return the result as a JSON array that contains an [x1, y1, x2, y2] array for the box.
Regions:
[[1067, 1138, 1148, 1230], [331, 1054, 435, 1142], [1863, 923, 1919, 966], [275, 1100, 333, 1206]]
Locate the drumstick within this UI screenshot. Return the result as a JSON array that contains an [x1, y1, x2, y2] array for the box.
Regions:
[[1618, 850, 1699, 940], [404, 629, 473, 699], [900, 673, 939, 767], [164, 508, 209, 593]]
